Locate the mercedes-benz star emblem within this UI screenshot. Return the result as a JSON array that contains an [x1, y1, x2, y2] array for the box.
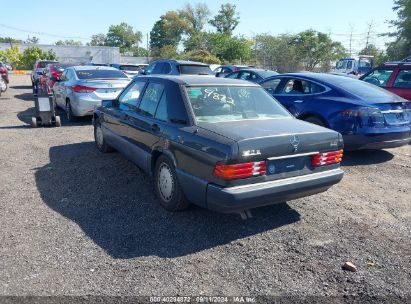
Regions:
[[290, 135, 300, 152]]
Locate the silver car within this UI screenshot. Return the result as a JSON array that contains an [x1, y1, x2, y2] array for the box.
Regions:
[[53, 66, 131, 121]]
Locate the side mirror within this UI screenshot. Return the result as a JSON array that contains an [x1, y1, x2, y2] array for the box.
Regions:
[[102, 100, 115, 108]]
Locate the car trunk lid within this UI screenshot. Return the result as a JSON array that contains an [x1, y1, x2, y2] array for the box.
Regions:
[[78, 79, 130, 99]]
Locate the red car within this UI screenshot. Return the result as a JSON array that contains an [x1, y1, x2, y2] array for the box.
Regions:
[[0, 62, 9, 91], [360, 61, 411, 101], [39, 63, 70, 94]]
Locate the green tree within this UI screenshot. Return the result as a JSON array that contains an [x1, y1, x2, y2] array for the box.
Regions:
[[294, 30, 347, 71], [359, 44, 387, 65], [105, 22, 142, 53], [1, 46, 22, 69], [150, 12, 188, 56], [179, 49, 220, 64], [209, 4, 240, 36], [55, 40, 83, 46], [89, 34, 106, 46], [20, 46, 57, 69], [208, 33, 252, 63], [179, 3, 211, 34], [255, 34, 300, 72], [131, 46, 149, 57], [26, 36, 39, 44], [158, 45, 179, 59], [386, 0, 411, 60], [0, 37, 23, 44]]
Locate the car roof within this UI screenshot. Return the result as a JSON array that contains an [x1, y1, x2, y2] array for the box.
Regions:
[[139, 75, 260, 86], [154, 59, 209, 66], [268, 72, 361, 83], [71, 65, 119, 71]]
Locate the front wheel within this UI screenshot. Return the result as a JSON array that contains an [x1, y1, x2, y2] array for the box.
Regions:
[[0, 80, 7, 92], [94, 122, 113, 153], [154, 155, 189, 211]]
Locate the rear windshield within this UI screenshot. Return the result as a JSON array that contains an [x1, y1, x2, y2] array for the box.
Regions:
[[75, 69, 128, 79], [179, 65, 213, 75], [38, 61, 57, 68], [186, 86, 291, 124], [259, 70, 278, 78], [53, 64, 70, 72], [332, 77, 397, 99], [119, 65, 141, 71]]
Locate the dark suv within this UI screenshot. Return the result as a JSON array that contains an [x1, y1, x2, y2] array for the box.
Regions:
[[360, 61, 411, 101], [144, 60, 213, 76]]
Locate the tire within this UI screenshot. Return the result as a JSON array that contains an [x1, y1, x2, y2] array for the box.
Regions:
[[1, 81, 7, 92], [31, 117, 37, 128], [94, 122, 113, 153], [304, 116, 326, 127], [55, 116, 61, 127], [154, 155, 189, 211], [66, 100, 78, 122]]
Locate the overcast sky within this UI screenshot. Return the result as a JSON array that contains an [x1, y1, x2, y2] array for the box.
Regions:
[[0, 0, 397, 53]]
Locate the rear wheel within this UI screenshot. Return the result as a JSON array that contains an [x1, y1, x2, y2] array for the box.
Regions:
[[154, 155, 189, 211], [66, 100, 78, 122], [304, 116, 326, 127]]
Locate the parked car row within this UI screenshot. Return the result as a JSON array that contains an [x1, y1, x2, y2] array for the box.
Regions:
[[22, 56, 410, 215]]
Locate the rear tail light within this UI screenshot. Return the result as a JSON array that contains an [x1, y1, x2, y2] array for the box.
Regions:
[[213, 161, 266, 180], [72, 85, 97, 93], [311, 150, 343, 167]]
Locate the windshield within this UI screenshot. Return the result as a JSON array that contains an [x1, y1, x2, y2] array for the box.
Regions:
[[186, 86, 291, 124], [179, 65, 213, 75], [336, 60, 347, 69], [119, 65, 141, 71], [75, 69, 128, 79]]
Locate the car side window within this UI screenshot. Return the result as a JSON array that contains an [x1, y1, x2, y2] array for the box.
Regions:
[[227, 72, 239, 79], [118, 81, 146, 109], [393, 70, 411, 88], [304, 81, 325, 94], [282, 79, 324, 94], [162, 63, 171, 74], [138, 83, 165, 117], [154, 93, 168, 122], [152, 63, 164, 74], [145, 63, 156, 75], [60, 70, 67, 81], [261, 79, 281, 94], [346, 60, 353, 69], [362, 69, 394, 87]]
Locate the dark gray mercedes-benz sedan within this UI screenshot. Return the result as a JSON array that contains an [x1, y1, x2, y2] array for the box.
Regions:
[[93, 75, 344, 214]]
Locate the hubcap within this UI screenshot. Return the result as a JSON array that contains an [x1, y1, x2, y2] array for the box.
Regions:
[[157, 163, 174, 202], [96, 125, 104, 147]]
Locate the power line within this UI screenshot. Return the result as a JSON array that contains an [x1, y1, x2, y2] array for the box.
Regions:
[[0, 24, 90, 40]]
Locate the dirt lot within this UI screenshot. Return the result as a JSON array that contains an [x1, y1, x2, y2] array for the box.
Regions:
[[0, 75, 410, 302]]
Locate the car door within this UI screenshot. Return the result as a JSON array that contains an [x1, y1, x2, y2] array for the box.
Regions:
[[124, 81, 168, 172], [388, 68, 411, 101], [53, 69, 67, 107], [102, 80, 147, 158], [271, 78, 322, 117]]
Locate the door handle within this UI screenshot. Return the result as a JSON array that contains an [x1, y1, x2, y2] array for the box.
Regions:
[[293, 100, 304, 103], [151, 124, 160, 132]]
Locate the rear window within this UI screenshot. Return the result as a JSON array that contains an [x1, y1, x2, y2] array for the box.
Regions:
[[179, 65, 213, 75], [53, 64, 70, 72], [119, 65, 141, 71], [75, 69, 128, 79], [37, 61, 57, 68], [334, 77, 398, 99], [186, 86, 291, 124], [259, 70, 278, 78]]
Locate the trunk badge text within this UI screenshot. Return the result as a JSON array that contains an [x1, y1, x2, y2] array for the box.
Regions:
[[290, 135, 300, 152], [242, 149, 261, 157]]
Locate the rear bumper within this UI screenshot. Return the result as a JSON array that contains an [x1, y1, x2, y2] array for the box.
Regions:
[[343, 130, 411, 150], [206, 168, 344, 213], [71, 95, 101, 116]]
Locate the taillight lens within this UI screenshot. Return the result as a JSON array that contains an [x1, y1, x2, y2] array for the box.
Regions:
[[72, 85, 97, 93], [311, 150, 343, 167], [213, 161, 266, 180]]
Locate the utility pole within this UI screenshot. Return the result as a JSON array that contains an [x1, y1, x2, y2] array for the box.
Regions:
[[146, 33, 149, 63], [365, 21, 374, 50]]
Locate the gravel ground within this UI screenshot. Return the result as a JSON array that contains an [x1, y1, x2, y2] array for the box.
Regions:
[[0, 75, 410, 303]]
